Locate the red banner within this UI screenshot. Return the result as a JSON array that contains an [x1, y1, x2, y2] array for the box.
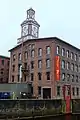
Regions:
[[55, 56, 60, 81]]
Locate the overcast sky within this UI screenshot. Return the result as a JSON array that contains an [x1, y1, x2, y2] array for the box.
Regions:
[[0, 0, 80, 57]]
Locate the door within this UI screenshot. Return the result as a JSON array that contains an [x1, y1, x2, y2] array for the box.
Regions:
[[43, 88, 51, 99]]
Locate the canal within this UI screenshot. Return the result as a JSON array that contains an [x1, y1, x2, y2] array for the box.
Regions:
[[34, 114, 80, 120]]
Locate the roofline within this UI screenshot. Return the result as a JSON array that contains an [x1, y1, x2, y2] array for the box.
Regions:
[[0, 55, 10, 59], [9, 37, 80, 52]]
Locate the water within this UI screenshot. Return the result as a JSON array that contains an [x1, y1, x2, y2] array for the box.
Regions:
[[35, 114, 80, 120]]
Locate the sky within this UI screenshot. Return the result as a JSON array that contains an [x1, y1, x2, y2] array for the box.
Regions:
[[0, 0, 80, 57]]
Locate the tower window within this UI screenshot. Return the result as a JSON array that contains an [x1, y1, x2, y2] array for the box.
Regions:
[[57, 46, 60, 54], [12, 65, 15, 72], [75, 65, 78, 72], [38, 60, 42, 68], [72, 87, 75, 96], [46, 59, 50, 68], [31, 61, 34, 69], [46, 72, 50, 80], [32, 44, 35, 49], [18, 53, 21, 61], [13, 54, 16, 61], [38, 48, 42, 57], [66, 50, 69, 58], [71, 63, 74, 71], [74, 54, 77, 61], [31, 86, 33, 94], [38, 86, 41, 95], [62, 73, 65, 81], [71, 52, 74, 59], [31, 73, 34, 81], [67, 74, 70, 81], [67, 62, 70, 70], [38, 73, 42, 80], [62, 48, 65, 56], [2, 60, 4, 65], [46, 46, 50, 55], [76, 76, 78, 82], [76, 87, 79, 96], [18, 75, 20, 82], [71, 75, 74, 82], [24, 52, 28, 59], [12, 76, 14, 82], [7, 61, 9, 66], [0, 78, 3, 83], [31, 50, 35, 57], [57, 86, 60, 96], [62, 60, 65, 69]]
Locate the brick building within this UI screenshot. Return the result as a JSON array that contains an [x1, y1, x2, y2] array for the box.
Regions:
[[0, 55, 10, 83], [9, 8, 80, 99]]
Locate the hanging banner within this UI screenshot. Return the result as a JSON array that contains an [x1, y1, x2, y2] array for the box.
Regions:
[[55, 56, 60, 81]]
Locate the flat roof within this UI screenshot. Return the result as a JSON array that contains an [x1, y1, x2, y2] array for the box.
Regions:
[[9, 37, 80, 52]]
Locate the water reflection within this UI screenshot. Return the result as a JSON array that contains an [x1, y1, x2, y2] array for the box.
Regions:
[[38, 114, 80, 120]]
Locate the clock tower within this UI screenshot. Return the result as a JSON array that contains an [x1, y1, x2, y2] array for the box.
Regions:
[[17, 8, 40, 44]]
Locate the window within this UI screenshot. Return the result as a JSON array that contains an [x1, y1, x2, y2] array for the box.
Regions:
[[6, 78, 8, 83], [46, 46, 50, 55], [71, 75, 74, 82], [76, 76, 78, 82], [12, 75, 14, 82], [31, 73, 34, 81], [67, 86, 70, 95], [24, 75, 26, 82], [32, 44, 35, 49], [62, 73, 65, 81], [38, 48, 42, 56], [67, 74, 70, 81], [13, 54, 16, 61], [75, 65, 78, 72], [57, 46, 60, 54], [31, 50, 34, 57], [29, 44, 31, 49], [74, 54, 77, 61], [31, 61, 34, 69], [38, 60, 42, 68], [79, 65, 80, 72], [18, 75, 20, 82], [67, 62, 70, 70], [31, 86, 33, 94], [1, 68, 4, 74], [66, 50, 69, 58], [62, 48, 65, 56], [0, 78, 3, 83], [46, 72, 50, 80], [71, 63, 74, 71], [7, 61, 9, 66], [57, 86, 60, 96], [38, 86, 41, 95], [79, 55, 80, 62], [76, 87, 79, 96], [71, 52, 74, 59], [38, 73, 42, 80], [12, 65, 15, 72], [2, 60, 4, 65], [24, 63, 27, 70], [18, 53, 21, 61], [62, 60, 65, 69], [24, 52, 28, 59], [72, 87, 75, 96], [46, 59, 50, 68]]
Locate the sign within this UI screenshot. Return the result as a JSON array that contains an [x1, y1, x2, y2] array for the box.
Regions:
[[55, 56, 60, 81]]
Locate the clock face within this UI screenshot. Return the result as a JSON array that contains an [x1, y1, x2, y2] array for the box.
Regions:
[[23, 25, 28, 36], [32, 26, 38, 37]]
